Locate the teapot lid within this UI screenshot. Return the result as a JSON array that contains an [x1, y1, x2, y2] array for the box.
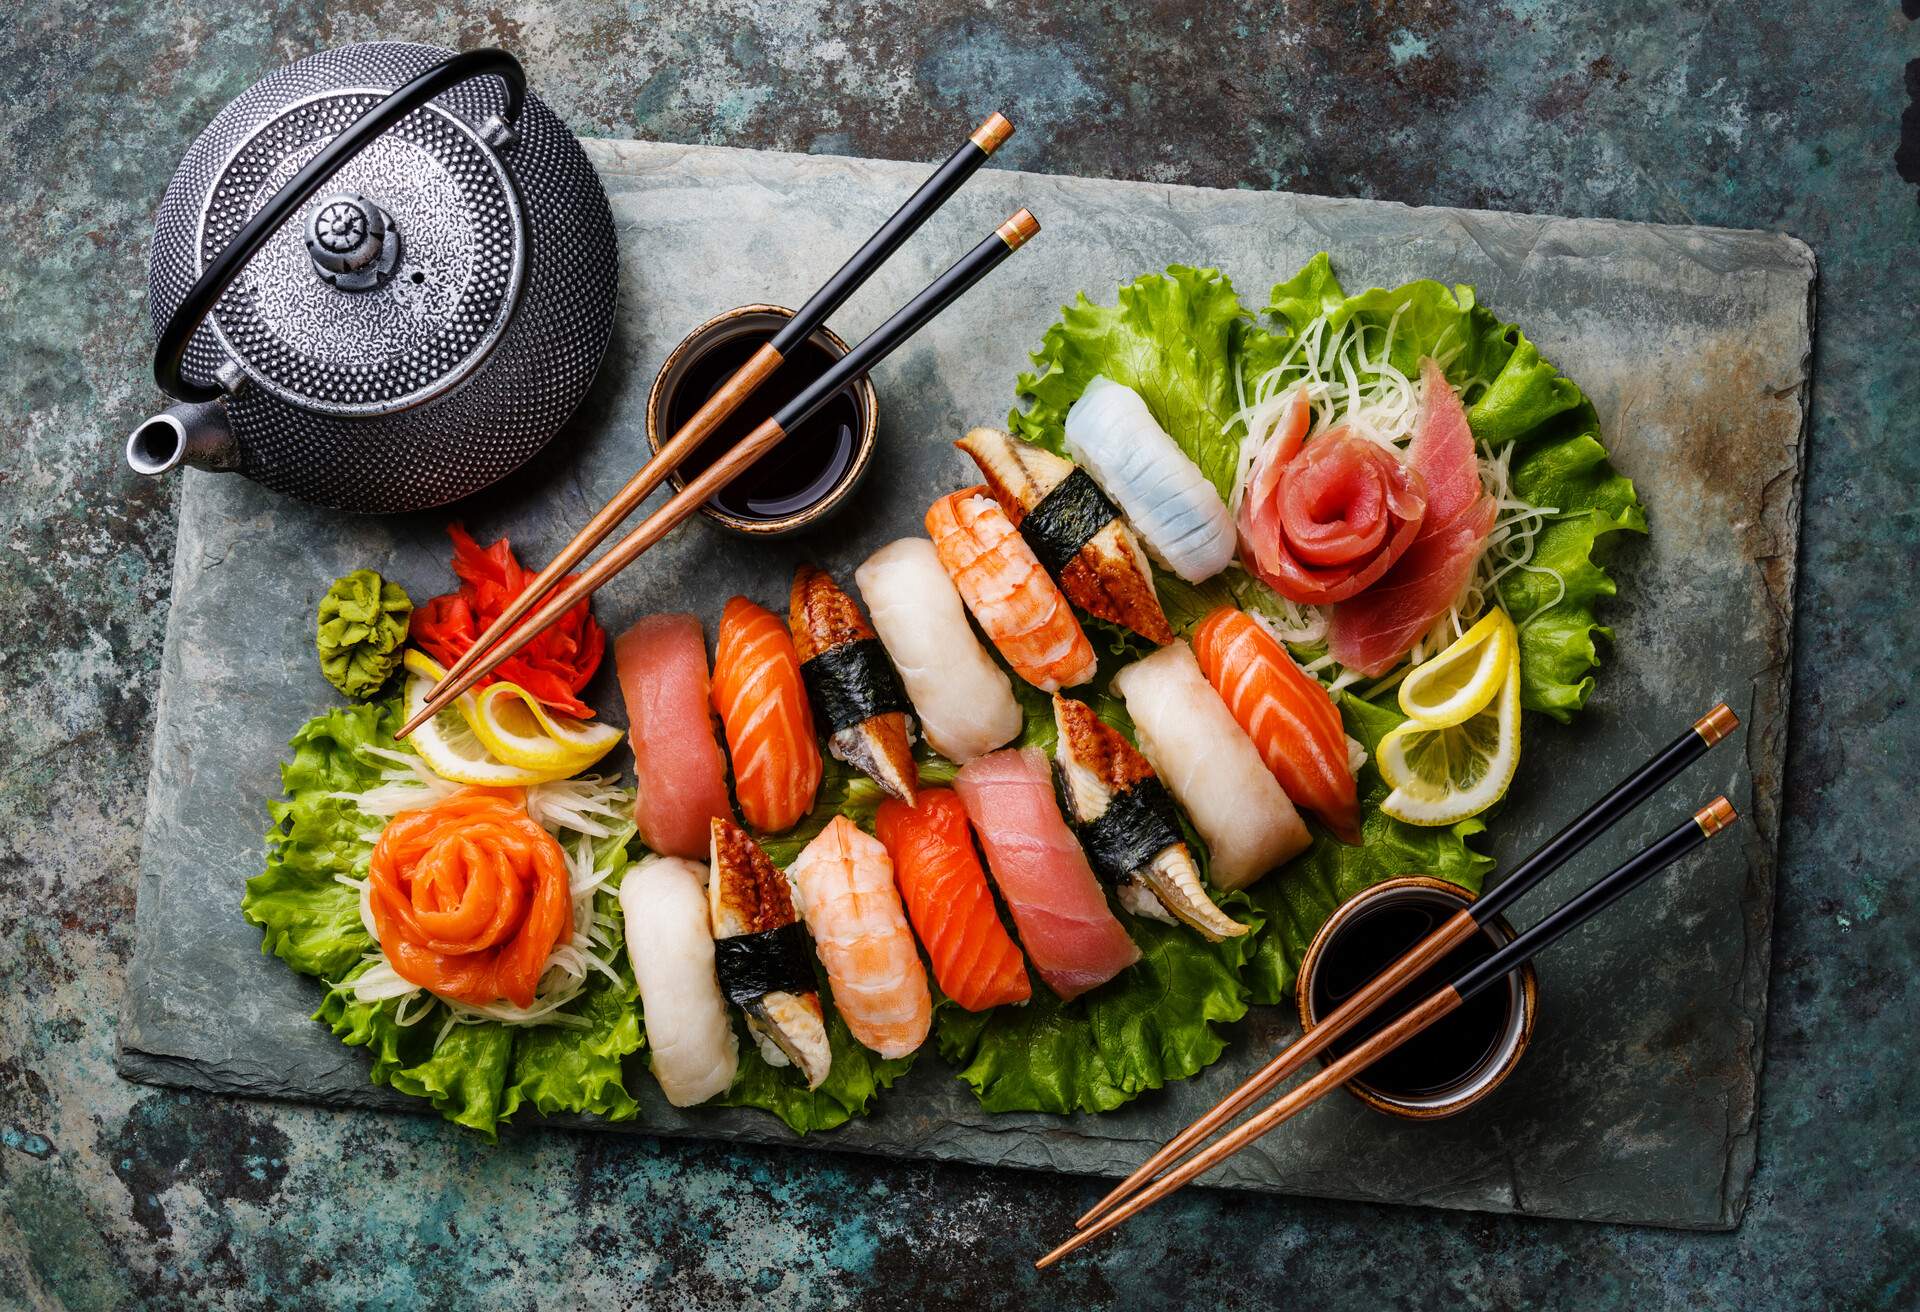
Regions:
[[154, 43, 527, 416]]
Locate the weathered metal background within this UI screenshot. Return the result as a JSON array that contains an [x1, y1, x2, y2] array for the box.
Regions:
[[117, 140, 1810, 1231]]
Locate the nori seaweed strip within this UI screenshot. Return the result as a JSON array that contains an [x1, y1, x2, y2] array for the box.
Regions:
[[799, 638, 909, 734], [1075, 777, 1186, 885], [1018, 468, 1120, 577], [714, 922, 816, 1005]]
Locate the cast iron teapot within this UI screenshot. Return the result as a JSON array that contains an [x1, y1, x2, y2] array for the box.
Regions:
[[128, 42, 618, 513]]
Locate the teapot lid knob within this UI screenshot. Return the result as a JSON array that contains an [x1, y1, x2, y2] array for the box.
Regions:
[[305, 193, 401, 291]]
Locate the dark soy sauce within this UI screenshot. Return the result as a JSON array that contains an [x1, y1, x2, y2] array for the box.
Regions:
[[1311, 897, 1511, 1099], [667, 327, 859, 521]]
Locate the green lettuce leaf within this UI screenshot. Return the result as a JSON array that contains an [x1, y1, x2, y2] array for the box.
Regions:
[[713, 980, 917, 1133]]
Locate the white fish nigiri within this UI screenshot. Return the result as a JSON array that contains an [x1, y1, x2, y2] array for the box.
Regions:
[[1065, 375, 1237, 583], [619, 856, 738, 1107], [855, 537, 1022, 763], [1111, 641, 1310, 889]]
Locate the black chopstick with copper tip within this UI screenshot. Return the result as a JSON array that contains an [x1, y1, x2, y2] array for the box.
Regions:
[[1039, 797, 1740, 1270], [398, 209, 1042, 737], [419, 112, 1017, 708], [1075, 702, 1740, 1231]]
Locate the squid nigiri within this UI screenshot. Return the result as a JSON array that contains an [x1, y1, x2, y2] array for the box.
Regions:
[[787, 816, 931, 1059], [614, 613, 733, 859], [874, 789, 1032, 1011], [854, 538, 1023, 764], [711, 597, 823, 833], [925, 487, 1096, 692], [1110, 641, 1310, 889], [1193, 606, 1362, 843], [619, 856, 738, 1107], [954, 747, 1140, 1001], [955, 427, 1173, 645], [1065, 376, 1236, 583], [709, 817, 832, 1089], [790, 564, 917, 805], [1050, 696, 1247, 941]]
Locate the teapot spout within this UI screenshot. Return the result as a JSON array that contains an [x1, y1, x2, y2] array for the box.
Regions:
[[126, 400, 242, 475]]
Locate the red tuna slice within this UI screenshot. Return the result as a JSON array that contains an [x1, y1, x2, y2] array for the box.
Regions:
[[1404, 357, 1484, 526], [1329, 495, 1498, 676], [1237, 420, 1427, 606], [615, 614, 735, 858]]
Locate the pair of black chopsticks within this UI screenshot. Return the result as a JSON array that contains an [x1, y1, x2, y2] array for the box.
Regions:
[[1039, 703, 1744, 1269], [401, 113, 1027, 738]]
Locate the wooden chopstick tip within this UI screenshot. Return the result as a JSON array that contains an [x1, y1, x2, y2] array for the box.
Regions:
[[1694, 796, 1737, 838], [996, 208, 1040, 250], [1693, 703, 1739, 746], [970, 111, 1015, 153]]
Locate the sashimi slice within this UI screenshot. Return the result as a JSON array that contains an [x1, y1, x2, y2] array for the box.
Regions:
[[614, 614, 734, 859], [953, 747, 1140, 1001], [875, 790, 1032, 1011], [1192, 607, 1362, 844], [1238, 427, 1427, 605], [1404, 357, 1483, 526], [711, 597, 824, 833]]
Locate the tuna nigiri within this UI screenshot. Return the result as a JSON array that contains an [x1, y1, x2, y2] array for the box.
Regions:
[[711, 597, 824, 833], [1193, 607, 1362, 844], [619, 856, 738, 1107], [790, 564, 917, 805], [1065, 376, 1236, 583], [855, 538, 1023, 764], [708, 817, 832, 1089], [953, 747, 1140, 1001], [955, 426, 1173, 645], [787, 816, 931, 1059], [1111, 641, 1311, 889], [874, 789, 1032, 1011], [925, 487, 1096, 692], [614, 614, 734, 859], [1050, 696, 1247, 941]]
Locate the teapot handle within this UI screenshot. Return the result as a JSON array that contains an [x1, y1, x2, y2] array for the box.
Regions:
[[152, 47, 527, 403]]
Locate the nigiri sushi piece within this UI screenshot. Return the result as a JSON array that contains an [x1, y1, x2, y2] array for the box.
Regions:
[[874, 789, 1032, 1011], [854, 538, 1022, 764], [1110, 641, 1311, 889], [1065, 375, 1237, 584], [953, 747, 1140, 1001], [708, 817, 832, 1089], [1050, 695, 1247, 942], [789, 564, 917, 805], [619, 856, 738, 1107], [711, 597, 824, 833], [787, 816, 931, 1059], [1193, 607, 1363, 844], [614, 614, 734, 859], [925, 487, 1096, 692], [955, 427, 1174, 646]]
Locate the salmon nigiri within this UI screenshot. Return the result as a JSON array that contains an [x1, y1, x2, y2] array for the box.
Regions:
[[925, 487, 1096, 692], [787, 816, 931, 1059], [711, 597, 823, 833], [614, 614, 734, 859], [874, 789, 1031, 1011], [954, 747, 1140, 1001], [1193, 607, 1362, 844], [790, 563, 917, 805]]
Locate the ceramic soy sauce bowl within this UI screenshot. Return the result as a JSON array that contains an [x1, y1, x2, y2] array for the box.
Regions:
[[645, 304, 878, 538], [1297, 875, 1538, 1120]]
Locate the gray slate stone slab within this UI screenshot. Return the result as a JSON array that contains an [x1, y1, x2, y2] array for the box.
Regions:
[[116, 138, 1811, 1231]]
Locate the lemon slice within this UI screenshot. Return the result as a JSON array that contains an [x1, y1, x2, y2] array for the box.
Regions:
[[1398, 609, 1515, 729], [1378, 658, 1522, 826], [470, 682, 622, 774], [401, 658, 558, 787]]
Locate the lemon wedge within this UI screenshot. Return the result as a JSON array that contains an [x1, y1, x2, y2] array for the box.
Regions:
[[1378, 657, 1522, 826], [469, 681, 622, 774], [1397, 609, 1515, 729], [401, 655, 561, 787]]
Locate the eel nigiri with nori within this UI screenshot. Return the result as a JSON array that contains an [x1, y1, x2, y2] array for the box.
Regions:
[[790, 564, 918, 805], [955, 427, 1174, 646], [1050, 695, 1248, 942], [708, 817, 832, 1090]]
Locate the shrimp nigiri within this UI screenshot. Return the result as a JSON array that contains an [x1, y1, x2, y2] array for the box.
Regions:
[[711, 597, 823, 833], [787, 816, 931, 1059], [1193, 606, 1362, 843], [790, 563, 917, 805], [925, 487, 1096, 692]]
